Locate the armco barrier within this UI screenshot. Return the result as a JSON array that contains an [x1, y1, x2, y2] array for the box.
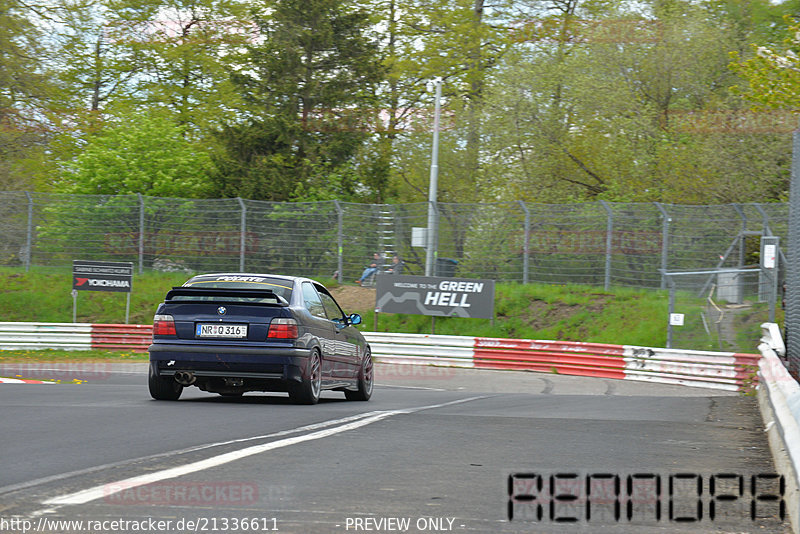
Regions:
[[621, 346, 759, 391], [90, 324, 152, 351], [758, 323, 800, 534], [472, 337, 626, 379], [366, 332, 759, 392], [0, 323, 759, 391], [0, 322, 152, 352]]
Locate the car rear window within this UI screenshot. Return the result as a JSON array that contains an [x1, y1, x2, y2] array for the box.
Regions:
[[183, 275, 293, 302]]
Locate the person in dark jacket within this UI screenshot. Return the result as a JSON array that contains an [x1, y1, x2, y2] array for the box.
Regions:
[[387, 255, 404, 275], [356, 253, 382, 284]]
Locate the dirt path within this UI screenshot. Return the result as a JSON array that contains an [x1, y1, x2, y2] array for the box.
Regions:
[[330, 285, 376, 313]]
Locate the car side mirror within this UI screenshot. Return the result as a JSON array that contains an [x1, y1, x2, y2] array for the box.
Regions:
[[348, 313, 362, 325]]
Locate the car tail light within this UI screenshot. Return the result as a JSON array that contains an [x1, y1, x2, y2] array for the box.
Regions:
[[268, 318, 298, 339], [153, 314, 176, 336]]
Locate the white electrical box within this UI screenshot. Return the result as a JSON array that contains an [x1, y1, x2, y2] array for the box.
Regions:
[[412, 227, 427, 248]]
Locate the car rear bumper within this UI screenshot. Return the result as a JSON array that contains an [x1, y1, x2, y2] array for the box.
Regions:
[[148, 343, 312, 383], [149, 343, 310, 357]]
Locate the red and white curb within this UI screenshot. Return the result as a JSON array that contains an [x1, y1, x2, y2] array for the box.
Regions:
[[0, 377, 56, 384]]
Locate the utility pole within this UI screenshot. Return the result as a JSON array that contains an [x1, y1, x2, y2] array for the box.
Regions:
[[425, 78, 442, 277]]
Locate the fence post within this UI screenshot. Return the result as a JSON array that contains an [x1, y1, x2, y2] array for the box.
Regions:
[[137, 194, 144, 274], [24, 192, 33, 271], [518, 200, 530, 284], [661, 271, 676, 349], [752, 202, 774, 236], [755, 202, 787, 267], [237, 197, 246, 272], [431, 201, 440, 276], [762, 235, 780, 322], [599, 200, 613, 290], [732, 203, 747, 269], [654, 202, 670, 290], [425, 200, 440, 277], [334, 201, 343, 283]]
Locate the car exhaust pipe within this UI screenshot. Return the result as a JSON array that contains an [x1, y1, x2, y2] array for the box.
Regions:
[[174, 371, 196, 386]]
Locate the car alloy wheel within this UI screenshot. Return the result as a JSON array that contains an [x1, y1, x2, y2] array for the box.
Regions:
[[290, 349, 322, 405], [345, 351, 373, 401]]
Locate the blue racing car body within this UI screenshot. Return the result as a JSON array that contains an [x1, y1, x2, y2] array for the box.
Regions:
[[147, 273, 372, 404]]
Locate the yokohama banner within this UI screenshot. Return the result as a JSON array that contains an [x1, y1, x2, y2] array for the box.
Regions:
[[72, 260, 133, 293]]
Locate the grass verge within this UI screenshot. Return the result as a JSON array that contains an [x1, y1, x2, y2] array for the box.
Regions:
[[0, 267, 770, 361]]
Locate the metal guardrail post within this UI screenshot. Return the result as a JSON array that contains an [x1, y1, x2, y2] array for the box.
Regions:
[[137, 194, 144, 274], [518, 200, 530, 284], [599, 200, 613, 291], [237, 197, 246, 272], [654, 202, 670, 290], [334, 201, 343, 283], [24, 191, 33, 272]]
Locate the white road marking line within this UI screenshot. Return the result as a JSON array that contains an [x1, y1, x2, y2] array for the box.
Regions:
[[41, 396, 488, 507], [0, 411, 385, 496], [376, 383, 445, 391], [392, 395, 492, 414], [43, 412, 393, 506]]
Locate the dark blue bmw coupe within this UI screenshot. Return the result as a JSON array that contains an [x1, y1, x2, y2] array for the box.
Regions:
[[147, 273, 372, 404]]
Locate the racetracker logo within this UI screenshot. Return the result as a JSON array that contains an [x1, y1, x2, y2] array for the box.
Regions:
[[0, 362, 112, 381], [103, 481, 259, 506], [375, 362, 458, 381]]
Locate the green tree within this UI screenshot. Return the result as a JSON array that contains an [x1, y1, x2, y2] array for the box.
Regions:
[[0, 0, 56, 190], [49, 0, 251, 133], [210, 0, 384, 201], [106, 0, 251, 132], [731, 16, 800, 110], [380, 0, 511, 203], [478, 0, 793, 203], [58, 113, 212, 196]]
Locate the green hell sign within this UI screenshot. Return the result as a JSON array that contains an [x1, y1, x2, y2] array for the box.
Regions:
[[375, 275, 494, 319]]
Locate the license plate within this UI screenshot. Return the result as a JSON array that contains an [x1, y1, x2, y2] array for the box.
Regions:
[[196, 324, 248, 338]]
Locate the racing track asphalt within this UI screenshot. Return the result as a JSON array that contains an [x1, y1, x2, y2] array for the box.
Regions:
[[0, 363, 789, 534]]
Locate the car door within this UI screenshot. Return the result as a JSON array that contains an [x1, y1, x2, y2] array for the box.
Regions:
[[316, 284, 361, 379], [300, 282, 337, 379]]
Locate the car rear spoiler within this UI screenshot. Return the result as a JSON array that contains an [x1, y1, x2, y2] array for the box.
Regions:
[[165, 287, 289, 306]]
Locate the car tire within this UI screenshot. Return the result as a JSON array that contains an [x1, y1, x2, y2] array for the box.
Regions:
[[345, 351, 373, 401], [289, 349, 322, 405], [148, 362, 183, 401]]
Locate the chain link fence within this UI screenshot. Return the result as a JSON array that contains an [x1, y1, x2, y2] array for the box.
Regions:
[[0, 193, 788, 291], [786, 128, 800, 377], [662, 267, 777, 351]]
